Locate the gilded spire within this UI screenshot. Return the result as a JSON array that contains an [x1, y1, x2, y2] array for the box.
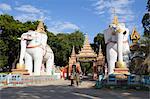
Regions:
[[36, 21, 46, 34], [98, 44, 103, 57], [71, 46, 76, 57], [112, 7, 119, 25], [98, 44, 102, 54], [84, 34, 89, 45], [112, 15, 119, 25], [131, 27, 140, 43], [82, 34, 92, 51]]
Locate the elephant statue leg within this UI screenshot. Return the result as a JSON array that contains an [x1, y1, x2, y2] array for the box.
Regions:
[[46, 55, 54, 75], [25, 52, 33, 75], [34, 59, 42, 75], [107, 48, 117, 74], [33, 48, 43, 75]]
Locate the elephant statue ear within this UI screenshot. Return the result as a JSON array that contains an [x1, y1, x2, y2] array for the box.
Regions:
[[36, 21, 47, 34], [103, 28, 112, 44]]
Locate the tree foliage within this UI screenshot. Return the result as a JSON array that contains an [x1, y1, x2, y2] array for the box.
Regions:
[[131, 0, 150, 75], [47, 31, 84, 66], [142, 0, 150, 37], [93, 33, 105, 55]]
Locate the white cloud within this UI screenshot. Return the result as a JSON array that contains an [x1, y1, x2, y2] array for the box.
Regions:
[[14, 4, 50, 22], [14, 13, 51, 22], [0, 3, 12, 11], [14, 13, 38, 22], [92, 0, 135, 23], [15, 5, 41, 13], [48, 21, 80, 33]]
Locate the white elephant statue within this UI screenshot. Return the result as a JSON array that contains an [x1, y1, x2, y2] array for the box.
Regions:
[[19, 30, 54, 75], [104, 21, 130, 75]]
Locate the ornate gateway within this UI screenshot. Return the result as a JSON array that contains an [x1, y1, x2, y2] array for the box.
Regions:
[[68, 34, 105, 80]]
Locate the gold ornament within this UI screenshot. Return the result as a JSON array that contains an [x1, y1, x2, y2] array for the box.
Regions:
[[131, 27, 140, 43], [16, 63, 25, 69], [116, 61, 126, 68], [36, 21, 47, 34], [112, 16, 119, 25]]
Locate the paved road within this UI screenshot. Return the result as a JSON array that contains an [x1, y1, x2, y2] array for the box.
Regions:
[[0, 80, 149, 99]]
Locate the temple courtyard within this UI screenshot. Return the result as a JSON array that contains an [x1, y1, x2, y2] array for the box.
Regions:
[[0, 79, 149, 99]]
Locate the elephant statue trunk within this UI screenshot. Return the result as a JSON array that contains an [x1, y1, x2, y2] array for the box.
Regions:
[[116, 29, 126, 68], [19, 39, 27, 65]]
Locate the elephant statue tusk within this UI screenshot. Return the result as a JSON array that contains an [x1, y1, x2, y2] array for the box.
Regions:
[[17, 38, 21, 40]]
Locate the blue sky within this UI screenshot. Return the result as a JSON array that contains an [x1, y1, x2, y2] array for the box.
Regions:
[[0, 0, 147, 42]]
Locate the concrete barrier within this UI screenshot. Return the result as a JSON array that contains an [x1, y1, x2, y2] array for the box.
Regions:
[[0, 73, 61, 87], [0, 74, 7, 86], [142, 76, 150, 85]]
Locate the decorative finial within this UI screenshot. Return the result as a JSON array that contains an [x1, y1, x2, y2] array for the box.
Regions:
[[112, 7, 119, 25], [84, 33, 89, 45], [36, 21, 46, 34], [97, 43, 104, 57], [131, 27, 140, 43], [98, 44, 102, 56], [71, 46, 76, 57], [99, 44, 102, 52]]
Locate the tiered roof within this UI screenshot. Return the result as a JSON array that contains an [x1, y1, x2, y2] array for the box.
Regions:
[[70, 46, 76, 57], [77, 34, 97, 58], [97, 44, 103, 58]]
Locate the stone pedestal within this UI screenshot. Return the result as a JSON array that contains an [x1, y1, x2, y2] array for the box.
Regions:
[[114, 68, 129, 75], [11, 69, 29, 75], [113, 62, 129, 83], [11, 63, 29, 75], [114, 61, 130, 75]]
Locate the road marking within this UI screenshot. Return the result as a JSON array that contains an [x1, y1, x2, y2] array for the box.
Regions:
[[72, 92, 101, 99]]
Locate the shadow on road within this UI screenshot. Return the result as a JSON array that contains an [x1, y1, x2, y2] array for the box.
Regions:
[[0, 83, 149, 99]]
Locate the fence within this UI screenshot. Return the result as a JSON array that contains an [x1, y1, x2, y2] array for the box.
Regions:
[[0, 74, 60, 87], [127, 75, 150, 85], [106, 74, 150, 86], [107, 74, 117, 85]]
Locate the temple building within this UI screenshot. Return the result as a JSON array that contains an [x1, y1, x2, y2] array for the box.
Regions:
[[68, 34, 105, 80]]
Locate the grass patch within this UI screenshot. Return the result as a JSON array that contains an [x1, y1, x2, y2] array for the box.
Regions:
[[0, 72, 10, 74]]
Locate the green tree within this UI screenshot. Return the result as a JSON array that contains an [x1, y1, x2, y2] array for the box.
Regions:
[[132, 0, 150, 75], [142, 0, 150, 37], [93, 33, 105, 55], [141, 0, 150, 58], [47, 30, 84, 66]]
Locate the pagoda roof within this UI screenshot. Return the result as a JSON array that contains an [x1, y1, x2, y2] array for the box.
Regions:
[[97, 44, 103, 57], [131, 27, 140, 41], [70, 46, 76, 57], [77, 34, 97, 58]]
